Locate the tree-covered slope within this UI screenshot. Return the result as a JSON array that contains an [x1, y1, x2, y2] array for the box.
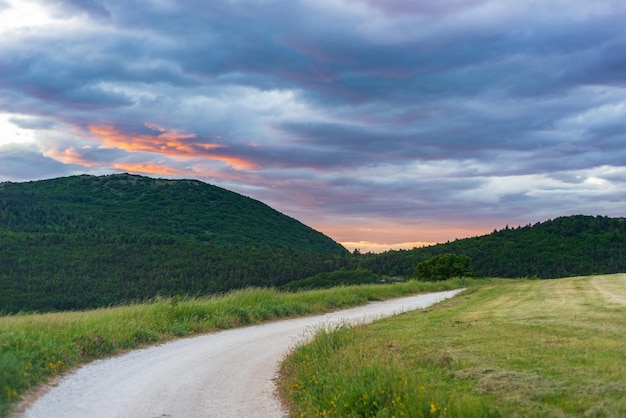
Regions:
[[0, 174, 347, 313], [358, 215, 626, 279], [0, 174, 344, 253]]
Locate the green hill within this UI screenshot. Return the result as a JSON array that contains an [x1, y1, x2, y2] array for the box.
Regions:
[[0, 174, 343, 252], [0, 174, 347, 313], [357, 215, 626, 279]]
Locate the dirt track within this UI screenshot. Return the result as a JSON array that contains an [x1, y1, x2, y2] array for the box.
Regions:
[[591, 273, 626, 306], [21, 290, 463, 418]]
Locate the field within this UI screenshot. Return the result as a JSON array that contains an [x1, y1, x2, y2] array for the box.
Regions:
[[280, 274, 626, 417], [0, 278, 478, 417]]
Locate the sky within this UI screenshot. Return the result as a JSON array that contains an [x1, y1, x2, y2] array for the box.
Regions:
[[1, 0, 625, 252]]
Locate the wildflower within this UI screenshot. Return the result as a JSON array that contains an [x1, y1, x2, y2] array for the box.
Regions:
[[5, 386, 17, 398]]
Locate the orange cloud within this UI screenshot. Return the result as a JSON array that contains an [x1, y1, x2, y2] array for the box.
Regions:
[[111, 162, 186, 176], [44, 147, 99, 166], [44, 147, 189, 177], [89, 124, 199, 155], [213, 155, 259, 170], [88, 123, 259, 170], [112, 162, 258, 179]]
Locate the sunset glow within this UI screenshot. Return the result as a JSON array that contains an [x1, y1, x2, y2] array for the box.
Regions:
[[89, 125, 203, 157]]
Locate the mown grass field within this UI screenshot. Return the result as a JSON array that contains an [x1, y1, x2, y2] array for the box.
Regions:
[[0, 278, 481, 417], [280, 274, 626, 417]]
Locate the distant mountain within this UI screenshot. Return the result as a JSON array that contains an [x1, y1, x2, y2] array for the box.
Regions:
[[357, 215, 626, 279], [0, 174, 347, 313]]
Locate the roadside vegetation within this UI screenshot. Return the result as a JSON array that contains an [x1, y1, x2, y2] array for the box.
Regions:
[[280, 274, 626, 417], [0, 278, 480, 417]]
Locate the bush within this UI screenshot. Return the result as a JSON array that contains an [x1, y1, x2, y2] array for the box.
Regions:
[[413, 254, 473, 281]]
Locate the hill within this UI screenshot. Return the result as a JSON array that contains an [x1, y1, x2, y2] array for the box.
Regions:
[[357, 215, 626, 279], [0, 174, 347, 313], [0, 174, 343, 252]]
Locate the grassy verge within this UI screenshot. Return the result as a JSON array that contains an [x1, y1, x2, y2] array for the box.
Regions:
[[279, 274, 626, 417], [0, 278, 482, 417]]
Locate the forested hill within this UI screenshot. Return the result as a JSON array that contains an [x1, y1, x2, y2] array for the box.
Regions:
[[356, 215, 626, 279], [0, 174, 344, 253], [0, 174, 347, 313]]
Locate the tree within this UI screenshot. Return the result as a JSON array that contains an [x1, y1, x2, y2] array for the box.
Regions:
[[413, 253, 473, 281]]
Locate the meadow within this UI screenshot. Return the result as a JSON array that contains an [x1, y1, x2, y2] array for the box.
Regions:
[[0, 278, 479, 417], [279, 274, 626, 417]]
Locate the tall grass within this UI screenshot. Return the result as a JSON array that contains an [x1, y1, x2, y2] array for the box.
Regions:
[[0, 278, 479, 417], [279, 274, 626, 417]]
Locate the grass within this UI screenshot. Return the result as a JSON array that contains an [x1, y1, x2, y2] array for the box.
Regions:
[[0, 278, 481, 417], [279, 274, 626, 417]]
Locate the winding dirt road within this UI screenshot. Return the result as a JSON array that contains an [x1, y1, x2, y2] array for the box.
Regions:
[[21, 290, 463, 418]]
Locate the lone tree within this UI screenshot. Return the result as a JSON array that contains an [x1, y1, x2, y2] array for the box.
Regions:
[[413, 253, 474, 281]]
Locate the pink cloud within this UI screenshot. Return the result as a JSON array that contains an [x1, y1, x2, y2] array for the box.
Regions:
[[88, 123, 260, 170]]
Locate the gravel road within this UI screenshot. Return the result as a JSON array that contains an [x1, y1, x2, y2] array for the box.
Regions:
[[21, 289, 463, 418]]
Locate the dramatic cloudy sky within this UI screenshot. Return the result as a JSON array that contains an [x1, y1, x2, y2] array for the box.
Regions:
[[1, 0, 625, 251]]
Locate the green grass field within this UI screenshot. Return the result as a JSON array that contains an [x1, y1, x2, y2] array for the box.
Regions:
[[279, 274, 626, 417], [0, 278, 480, 417]]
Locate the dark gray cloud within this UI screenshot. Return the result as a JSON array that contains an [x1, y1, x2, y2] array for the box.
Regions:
[[0, 144, 84, 181], [1, 0, 625, 248], [9, 116, 55, 130]]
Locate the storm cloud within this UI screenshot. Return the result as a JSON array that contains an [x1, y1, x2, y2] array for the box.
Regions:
[[1, 0, 625, 250]]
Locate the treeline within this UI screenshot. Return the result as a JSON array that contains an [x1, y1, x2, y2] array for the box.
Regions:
[[3, 215, 626, 313], [0, 233, 351, 313]]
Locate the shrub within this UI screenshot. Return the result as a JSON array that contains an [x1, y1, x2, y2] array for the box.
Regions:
[[413, 254, 473, 281]]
